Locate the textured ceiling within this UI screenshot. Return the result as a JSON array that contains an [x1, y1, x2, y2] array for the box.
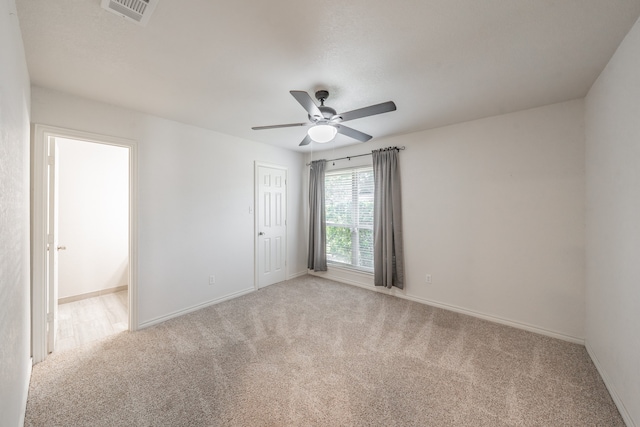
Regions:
[[16, 0, 640, 152]]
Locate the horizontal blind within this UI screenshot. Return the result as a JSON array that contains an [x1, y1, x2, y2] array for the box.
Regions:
[[325, 167, 374, 270]]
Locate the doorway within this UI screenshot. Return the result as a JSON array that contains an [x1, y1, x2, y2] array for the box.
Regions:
[[32, 125, 138, 363], [54, 138, 129, 351], [255, 163, 287, 289]]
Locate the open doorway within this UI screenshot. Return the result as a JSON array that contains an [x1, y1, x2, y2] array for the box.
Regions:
[[32, 125, 138, 363], [54, 138, 129, 351]]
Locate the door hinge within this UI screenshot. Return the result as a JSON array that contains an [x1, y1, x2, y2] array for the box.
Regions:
[[47, 312, 54, 322], [48, 156, 54, 165]]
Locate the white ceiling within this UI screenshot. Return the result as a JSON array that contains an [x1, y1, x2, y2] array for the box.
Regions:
[[16, 0, 640, 152]]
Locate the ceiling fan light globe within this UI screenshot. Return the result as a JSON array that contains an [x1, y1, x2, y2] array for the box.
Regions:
[[308, 124, 337, 143]]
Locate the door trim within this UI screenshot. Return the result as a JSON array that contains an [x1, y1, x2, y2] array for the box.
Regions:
[[254, 162, 288, 290], [32, 124, 138, 364]]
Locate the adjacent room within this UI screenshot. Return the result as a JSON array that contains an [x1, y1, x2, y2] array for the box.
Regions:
[[53, 137, 130, 352], [1, 0, 639, 425]]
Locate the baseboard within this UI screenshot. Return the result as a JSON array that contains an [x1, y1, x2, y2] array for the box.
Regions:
[[585, 341, 636, 427], [287, 270, 307, 280], [398, 293, 584, 344], [20, 357, 33, 427], [309, 267, 374, 287], [58, 285, 128, 304], [314, 272, 584, 345], [138, 287, 256, 329]]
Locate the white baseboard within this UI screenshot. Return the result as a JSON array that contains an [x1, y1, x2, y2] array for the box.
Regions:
[[58, 285, 128, 304], [20, 357, 33, 427], [398, 293, 584, 344], [313, 270, 584, 345], [287, 270, 307, 280], [138, 287, 255, 329], [585, 341, 636, 427], [309, 267, 374, 287]]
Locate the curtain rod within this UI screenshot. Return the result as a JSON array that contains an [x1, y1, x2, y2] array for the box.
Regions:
[[306, 146, 406, 166]]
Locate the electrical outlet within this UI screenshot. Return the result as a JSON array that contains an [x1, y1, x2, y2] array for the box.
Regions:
[[209, 275, 216, 285], [425, 274, 432, 284]]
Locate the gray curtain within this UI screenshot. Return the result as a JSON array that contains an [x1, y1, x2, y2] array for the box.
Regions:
[[372, 148, 405, 289], [308, 160, 327, 271]]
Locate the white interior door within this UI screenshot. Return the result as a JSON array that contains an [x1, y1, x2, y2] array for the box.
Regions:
[[46, 137, 60, 353], [257, 165, 287, 288]]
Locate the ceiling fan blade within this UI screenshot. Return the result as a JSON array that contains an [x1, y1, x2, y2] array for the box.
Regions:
[[335, 124, 372, 142], [252, 122, 308, 130], [299, 134, 312, 146], [290, 91, 323, 119], [336, 101, 397, 122]]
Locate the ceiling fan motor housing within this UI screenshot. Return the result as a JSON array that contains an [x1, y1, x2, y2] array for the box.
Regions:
[[317, 106, 337, 120]]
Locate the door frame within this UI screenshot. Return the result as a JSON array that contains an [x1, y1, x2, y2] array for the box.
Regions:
[[32, 124, 138, 363], [254, 162, 288, 290]]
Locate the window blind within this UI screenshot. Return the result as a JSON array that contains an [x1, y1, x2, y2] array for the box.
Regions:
[[325, 167, 374, 271]]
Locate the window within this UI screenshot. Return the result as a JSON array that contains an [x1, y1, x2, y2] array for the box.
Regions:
[[325, 167, 374, 271]]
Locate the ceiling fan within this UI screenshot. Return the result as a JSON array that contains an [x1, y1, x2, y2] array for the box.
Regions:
[[252, 90, 397, 146]]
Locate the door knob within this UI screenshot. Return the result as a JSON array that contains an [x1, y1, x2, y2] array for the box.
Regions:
[[258, 232, 265, 236], [57, 246, 67, 251]]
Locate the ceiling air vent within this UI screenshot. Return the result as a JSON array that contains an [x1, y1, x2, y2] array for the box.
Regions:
[[101, 0, 158, 26]]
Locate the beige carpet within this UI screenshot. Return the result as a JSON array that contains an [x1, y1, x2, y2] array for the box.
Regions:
[[25, 275, 623, 426]]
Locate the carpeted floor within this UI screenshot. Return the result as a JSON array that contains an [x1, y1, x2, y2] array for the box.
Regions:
[[25, 275, 623, 426]]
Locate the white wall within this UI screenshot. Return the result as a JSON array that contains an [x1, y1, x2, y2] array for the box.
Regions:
[[57, 138, 129, 299], [31, 86, 307, 326], [312, 99, 585, 341], [0, 0, 31, 425], [585, 17, 640, 427]]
